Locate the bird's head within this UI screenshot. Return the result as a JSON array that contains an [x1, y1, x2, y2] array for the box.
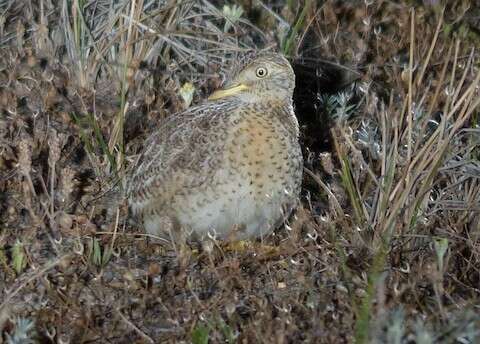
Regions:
[[208, 52, 295, 104]]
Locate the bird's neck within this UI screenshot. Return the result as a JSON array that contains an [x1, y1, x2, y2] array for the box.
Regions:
[[247, 99, 299, 138]]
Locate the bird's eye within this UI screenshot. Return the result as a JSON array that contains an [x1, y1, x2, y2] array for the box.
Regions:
[[255, 67, 268, 78]]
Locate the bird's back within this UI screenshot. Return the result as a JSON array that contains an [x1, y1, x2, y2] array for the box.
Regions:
[[128, 100, 237, 215]]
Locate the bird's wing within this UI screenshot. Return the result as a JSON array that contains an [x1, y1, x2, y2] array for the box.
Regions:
[[128, 101, 235, 213]]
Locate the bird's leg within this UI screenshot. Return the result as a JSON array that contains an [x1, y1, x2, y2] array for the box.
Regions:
[[221, 224, 280, 257], [168, 219, 193, 268], [222, 224, 251, 252]]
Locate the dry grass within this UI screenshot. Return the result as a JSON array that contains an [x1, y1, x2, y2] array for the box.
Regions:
[[1, 0, 479, 343]]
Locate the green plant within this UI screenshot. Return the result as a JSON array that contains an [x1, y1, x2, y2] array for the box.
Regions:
[[88, 237, 113, 269], [191, 323, 210, 344], [6, 317, 36, 344], [281, 0, 312, 56], [12, 240, 27, 275], [222, 4, 244, 32]]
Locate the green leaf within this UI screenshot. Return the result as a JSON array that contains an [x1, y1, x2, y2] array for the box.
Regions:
[[12, 240, 27, 275], [92, 238, 102, 267], [281, 0, 311, 56], [102, 246, 113, 267], [433, 238, 449, 272], [191, 324, 209, 344]]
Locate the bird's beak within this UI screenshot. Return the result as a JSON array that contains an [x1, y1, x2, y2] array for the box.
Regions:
[[208, 83, 248, 100]]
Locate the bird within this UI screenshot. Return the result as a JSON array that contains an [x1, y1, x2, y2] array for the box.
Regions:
[[127, 51, 303, 243]]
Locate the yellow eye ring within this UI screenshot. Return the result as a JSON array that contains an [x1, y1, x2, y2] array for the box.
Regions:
[[255, 67, 268, 78]]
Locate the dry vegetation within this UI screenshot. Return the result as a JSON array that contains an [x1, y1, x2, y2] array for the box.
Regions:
[[1, 0, 480, 343]]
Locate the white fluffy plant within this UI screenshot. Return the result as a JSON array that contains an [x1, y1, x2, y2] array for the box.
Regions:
[[6, 318, 36, 344], [222, 4, 244, 32]]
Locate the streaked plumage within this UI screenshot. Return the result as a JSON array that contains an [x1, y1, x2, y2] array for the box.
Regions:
[[128, 52, 303, 241]]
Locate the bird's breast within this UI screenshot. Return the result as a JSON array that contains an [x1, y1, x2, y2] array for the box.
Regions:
[[224, 106, 302, 201]]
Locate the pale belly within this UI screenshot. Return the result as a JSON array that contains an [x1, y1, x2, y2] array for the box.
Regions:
[[171, 170, 298, 240]]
